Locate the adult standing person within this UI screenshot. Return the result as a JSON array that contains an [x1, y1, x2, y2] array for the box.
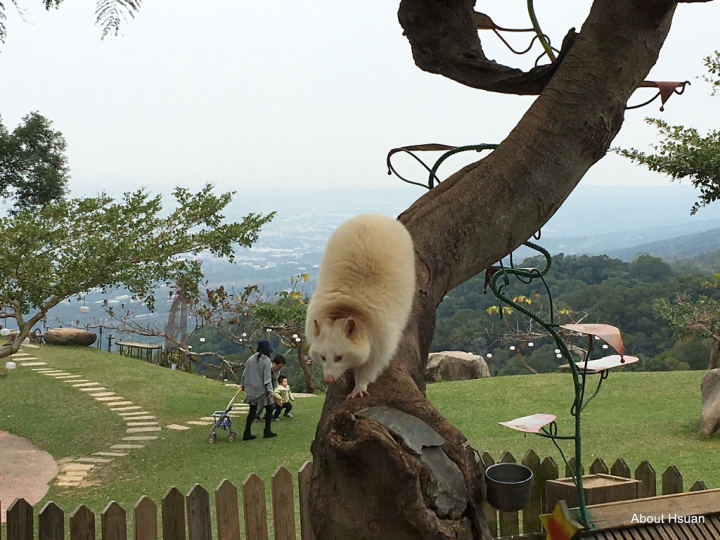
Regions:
[[240, 339, 277, 440]]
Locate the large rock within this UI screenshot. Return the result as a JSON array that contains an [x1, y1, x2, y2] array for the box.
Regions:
[[43, 328, 97, 347], [425, 351, 490, 382], [700, 368, 720, 435]]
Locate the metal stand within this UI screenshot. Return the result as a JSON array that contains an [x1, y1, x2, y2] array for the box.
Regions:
[[487, 242, 638, 529]]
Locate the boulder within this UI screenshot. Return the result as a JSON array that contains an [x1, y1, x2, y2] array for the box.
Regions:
[[43, 328, 97, 347], [700, 368, 720, 435], [425, 351, 490, 382]]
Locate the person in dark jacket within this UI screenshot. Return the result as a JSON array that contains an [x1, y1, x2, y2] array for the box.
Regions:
[[240, 340, 277, 439]]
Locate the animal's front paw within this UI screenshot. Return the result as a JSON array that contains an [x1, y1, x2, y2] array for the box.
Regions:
[[347, 389, 370, 400]]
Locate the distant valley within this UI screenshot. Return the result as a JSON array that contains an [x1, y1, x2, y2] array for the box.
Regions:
[[14, 183, 720, 337]]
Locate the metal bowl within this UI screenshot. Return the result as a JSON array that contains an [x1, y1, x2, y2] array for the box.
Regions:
[[484, 463, 533, 512]]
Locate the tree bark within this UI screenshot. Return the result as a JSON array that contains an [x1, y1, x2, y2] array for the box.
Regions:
[[0, 340, 20, 358], [297, 343, 315, 393], [0, 313, 46, 359], [310, 1, 681, 539], [709, 341, 719, 370]]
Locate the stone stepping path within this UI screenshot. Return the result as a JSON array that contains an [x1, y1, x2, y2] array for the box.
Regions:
[[13, 345, 278, 489], [13, 350, 164, 487], [56, 462, 95, 487], [75, 457, 113, 463], [186, 420, 214, 426]]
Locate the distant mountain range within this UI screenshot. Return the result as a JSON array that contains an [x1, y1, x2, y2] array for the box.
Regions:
[[512, 221, 720, 262], [603, 227, 720, 261]]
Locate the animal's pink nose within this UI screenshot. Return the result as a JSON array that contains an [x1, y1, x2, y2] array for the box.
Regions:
[[325, 375, 335, 383]]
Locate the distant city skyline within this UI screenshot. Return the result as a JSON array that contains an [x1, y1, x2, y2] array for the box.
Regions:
[[1, 1, 718, 199]]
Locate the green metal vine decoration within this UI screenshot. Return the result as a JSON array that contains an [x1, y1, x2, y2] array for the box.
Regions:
[[488, 242, 598, 528]]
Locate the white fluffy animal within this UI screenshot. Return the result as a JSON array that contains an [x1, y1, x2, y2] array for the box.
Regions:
[[306, 214, 416, 399]]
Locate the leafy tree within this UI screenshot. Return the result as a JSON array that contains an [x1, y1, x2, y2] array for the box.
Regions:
[[617, 52, 720, 215], [486, 293, 588, 374], [648, 338, 710, 370], [0, 112, 69, 211], [433, 253, 720, 372], [250, 274, 315, 393], [655, 293, 720, 369], [0, 184, 274, 358], [194, 275, 315, 392], [629, 254, 676, 283], [1, 1, 140, 42]]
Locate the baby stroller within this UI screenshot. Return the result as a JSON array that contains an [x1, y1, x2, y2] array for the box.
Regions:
[[208, 387, 243, 443]]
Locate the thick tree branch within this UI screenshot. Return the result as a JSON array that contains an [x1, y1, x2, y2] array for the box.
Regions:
[[398, 0, 576, 95]]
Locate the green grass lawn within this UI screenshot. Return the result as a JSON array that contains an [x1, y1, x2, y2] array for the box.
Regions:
[[1, 345, 718, 525], [0, 344, 324, 519], [427, 370, 719, 491]]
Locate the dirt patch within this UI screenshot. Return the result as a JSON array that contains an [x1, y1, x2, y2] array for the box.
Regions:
[[0, 431, 58, 523]]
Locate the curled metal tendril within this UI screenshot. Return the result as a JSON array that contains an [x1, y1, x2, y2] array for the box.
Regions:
[[626, 81, 690, 112], [386, 144, 499, 190]]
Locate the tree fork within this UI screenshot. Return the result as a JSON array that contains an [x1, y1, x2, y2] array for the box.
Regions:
[[311, 0, 684, 538]]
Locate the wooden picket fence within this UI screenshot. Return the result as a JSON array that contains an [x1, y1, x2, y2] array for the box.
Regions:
[[1, 453, 712, 540], [2, 463, 315, 540], [478, 449, 710, 539]]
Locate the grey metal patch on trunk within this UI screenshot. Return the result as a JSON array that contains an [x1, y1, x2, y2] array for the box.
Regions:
[[356, 406, 468, 519], [420, 446, 469, 519], [356, 406, 445, 455]]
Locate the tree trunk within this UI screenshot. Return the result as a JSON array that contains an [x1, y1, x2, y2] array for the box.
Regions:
[[309, 1, 680, 539], [0, 340, 21, 359], [0, 321, 39, 359], [297, 343, 315, 393], [517, 351, 539, 375], [709, 341, 719, 370]]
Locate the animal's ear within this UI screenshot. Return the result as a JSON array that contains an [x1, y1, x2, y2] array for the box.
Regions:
[[345, 318, 356, 337], [313, 319, 321, 337]]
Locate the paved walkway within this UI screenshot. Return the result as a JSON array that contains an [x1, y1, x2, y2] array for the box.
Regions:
[[0, 430, 58, 523]]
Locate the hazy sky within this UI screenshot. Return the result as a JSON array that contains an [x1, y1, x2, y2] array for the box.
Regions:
[[1, 1, 718, 199]]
